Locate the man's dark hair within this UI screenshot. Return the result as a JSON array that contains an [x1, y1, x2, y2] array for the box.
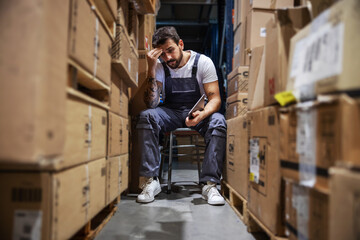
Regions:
[[152, 26, 180, 48]]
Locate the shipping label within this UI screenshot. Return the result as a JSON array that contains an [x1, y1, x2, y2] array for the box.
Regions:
[[292, 185, 310, 240], [13, 210, 42, 240], [291, 22, 344, 89], [250, 137, 267, 195]]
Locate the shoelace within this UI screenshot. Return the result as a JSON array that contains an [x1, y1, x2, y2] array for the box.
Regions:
[[208, 186, 221, 198], [140, 178, 154, 193]]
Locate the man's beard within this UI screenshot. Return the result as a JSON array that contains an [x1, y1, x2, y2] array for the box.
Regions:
[[166, 49, 183, 69]]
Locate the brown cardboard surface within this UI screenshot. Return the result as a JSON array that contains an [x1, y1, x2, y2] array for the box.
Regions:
[[285, 180, 329, 240], [225, 115, 249, 199], [93, 0, 117, 24], [245, 9, 275, 51], [110, 69, 129, 117], [112, 25, 139, 88], [0, 0, 68, 164], [251, 0, 294, 9], [88, 158, 107, 218], [264, 7, 311, 106], [129, 4, 139, 49], [120, 153, 130, 193], [108, 113, 129, 157], [286, 0, 360, 100], [64, 96, 107, 169], [309, 0, 339, 18], [329, 168, 360, 240], [233, 25, 243, 69], [280, 95, 360, 192], [226, 93, 248, 119], [227, 66, 249, 96], [117, 0, 129, 29], [68, 0, 111, 86], [138, 14, 155, 51], [248, 106, 285, 235], [0, 158, 106, 240], [248, 46, 265, 110], [129, 78, 148, 116], [106, 156, 121, 204]]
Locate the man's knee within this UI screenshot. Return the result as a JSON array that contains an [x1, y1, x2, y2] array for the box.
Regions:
[[137, 108, 159, 129]]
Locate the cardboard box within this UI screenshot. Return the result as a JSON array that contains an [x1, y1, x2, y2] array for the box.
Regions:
[[112, 25, 139, 88], [68, 0, 112, 86], [129, 4, 139, 49], [108, 113, 129, 157], [138, 14, 155, 51], [329, 168, 360, 240], [245, 9, 275, 51], [280, 95, 360, 192], [233, 0, 250, 31], [225, 115, 249, 199], [132, 50, 148, 98], [120, 153, 130, 193], [64, 96, 107, 169], [93, 0, 117, 23], [248, 106, 285, 235], [286, 0, 360, 101], [106, 155, 121, 205], [247, 46, 265, 110], [110, 69, 129, 117], [226, 93, 248, 119], [132, 0, 159, 14], [285, 180, 329, 240], [0, 0, 68, 164], [233, 24, 247, 69], [264, 7, 311, 106], [309, 0, 339, 18], [0, 158, 106, 240], [227, 66, 249, 97], [250, 0, 294, 9], [117, 0, 129, 29]]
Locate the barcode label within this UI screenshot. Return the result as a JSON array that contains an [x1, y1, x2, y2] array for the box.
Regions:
[[260, 28, 266, 37], [249, 138, 260, 183], [13, 210, 42, 240], [292, 22, 344, 89], [12, 188, 42, 202]]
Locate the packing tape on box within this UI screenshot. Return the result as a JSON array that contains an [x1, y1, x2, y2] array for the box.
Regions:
[[292, 184, 310, 240], [118, 156, 122, 194], [296, 105, 317, 188], [85, 164, 90, 222], [93, 17, 99, 79], [88, 105, 92, 161]]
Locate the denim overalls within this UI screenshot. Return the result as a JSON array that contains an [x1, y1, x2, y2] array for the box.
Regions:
[[136, 53, 227, 184]]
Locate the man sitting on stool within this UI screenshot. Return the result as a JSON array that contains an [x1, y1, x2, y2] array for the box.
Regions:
[[136, 26, 226, 206]]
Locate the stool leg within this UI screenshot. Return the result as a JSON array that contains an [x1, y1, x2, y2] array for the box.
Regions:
[[196, 135, 201, 183], [167, 131, 174, 194]]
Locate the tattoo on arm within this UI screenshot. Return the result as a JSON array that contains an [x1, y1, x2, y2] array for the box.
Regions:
[[207, 92, 215, 97], [144, 77, 160, 108]]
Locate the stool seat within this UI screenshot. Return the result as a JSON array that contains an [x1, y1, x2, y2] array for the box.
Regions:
[[160, 128, 205, 193]]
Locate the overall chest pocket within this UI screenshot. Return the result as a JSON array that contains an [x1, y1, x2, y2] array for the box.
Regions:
[[171, 78, 196, 93]]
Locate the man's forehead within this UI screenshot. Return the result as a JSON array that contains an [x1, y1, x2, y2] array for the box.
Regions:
[[160, 39, 178, 49]]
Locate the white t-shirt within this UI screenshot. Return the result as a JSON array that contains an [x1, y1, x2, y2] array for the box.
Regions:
[[155, 50, 218, 100]]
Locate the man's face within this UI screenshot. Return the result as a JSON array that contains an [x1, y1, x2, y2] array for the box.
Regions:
[[158, 39, 184, 69]]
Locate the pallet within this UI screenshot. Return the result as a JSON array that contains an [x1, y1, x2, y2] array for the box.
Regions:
[[68, 59, 110, 106], [247, 210, 288, 240], [221, 180, 249, 225], [71, 196, 120, 240]]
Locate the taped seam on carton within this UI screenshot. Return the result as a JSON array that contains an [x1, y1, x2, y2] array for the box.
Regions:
[[118, 156, 122, 194], [88, 105, 92, 161], [93, 17, 99, 79], [85, 164, 90, 223]]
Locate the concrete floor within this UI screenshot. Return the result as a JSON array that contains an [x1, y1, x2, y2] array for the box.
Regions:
[[96, 161, 268, 240]]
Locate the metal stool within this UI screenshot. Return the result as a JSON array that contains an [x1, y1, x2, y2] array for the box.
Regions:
[[160, 128, 205, 193]]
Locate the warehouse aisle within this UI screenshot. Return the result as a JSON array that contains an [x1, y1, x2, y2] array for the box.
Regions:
[[96, 162, 267, 240]]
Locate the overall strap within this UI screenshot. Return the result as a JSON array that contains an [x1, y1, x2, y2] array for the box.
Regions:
[[191, 53, 201, 78], [161, 60, 171, 78]]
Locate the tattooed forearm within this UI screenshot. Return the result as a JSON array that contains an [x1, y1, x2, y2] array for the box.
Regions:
[[143, 77, 160, 108]]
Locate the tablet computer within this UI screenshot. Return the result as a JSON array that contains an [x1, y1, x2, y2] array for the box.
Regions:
[[188, 94, 206, 119]]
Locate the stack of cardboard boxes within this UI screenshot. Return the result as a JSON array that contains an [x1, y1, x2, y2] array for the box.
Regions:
[[0, 0, 155, 238], [226, 0, 360, 239]]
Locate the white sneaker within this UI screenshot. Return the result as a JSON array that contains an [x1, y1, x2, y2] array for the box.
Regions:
[[202, 181, 225, 205], [136, 177, 161, 203]]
